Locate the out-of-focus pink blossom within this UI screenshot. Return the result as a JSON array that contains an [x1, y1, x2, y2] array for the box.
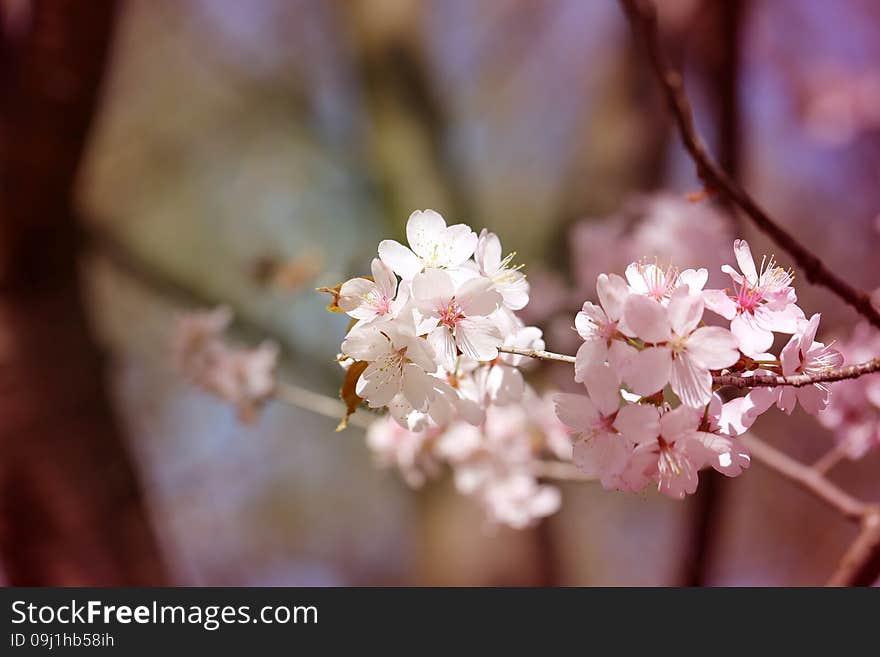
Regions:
[[819, 323, 880, 458], [571, 194, 732, 297], [173, 306, 279, 422], [366, 416, 443, 488], [622, 287, 739, 407]]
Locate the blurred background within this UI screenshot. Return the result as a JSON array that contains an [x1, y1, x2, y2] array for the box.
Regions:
[[2, 0, 879, 586]]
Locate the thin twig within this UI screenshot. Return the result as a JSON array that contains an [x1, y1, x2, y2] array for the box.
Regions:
[[738, 434, 866, 521], [275, 381, 375, 430], [618, 0, 880, 328], [498, 345, 576, 364]]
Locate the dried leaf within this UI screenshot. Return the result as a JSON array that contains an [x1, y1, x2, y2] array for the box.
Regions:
[[337, 360, 369, 431], [317, 283, 345, 313]]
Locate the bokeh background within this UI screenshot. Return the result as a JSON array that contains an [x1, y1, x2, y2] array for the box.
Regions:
[[2, 0, 879, 586]]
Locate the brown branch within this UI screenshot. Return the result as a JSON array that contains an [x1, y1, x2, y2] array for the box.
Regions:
[[275, 381, 375, 430], [738, 435, 866, 521], [713, 358, 880, 388], [618, 0, 880, 329], [497, 346, 576, 364], [499, 345, 880, 388], [826, 510, 880, 586]]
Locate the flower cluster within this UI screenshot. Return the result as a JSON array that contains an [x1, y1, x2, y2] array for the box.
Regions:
[[333, 210, 570, 527], [555, 239, 843, 499], [172, 306, 279, 422], [367, 391, 569, 529], [337, 209, 539, 432]]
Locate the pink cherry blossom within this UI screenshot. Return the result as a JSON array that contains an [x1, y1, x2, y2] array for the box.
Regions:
[[704, 239, 805, 355], [474, 228, 529, 310], [338, 257, 402, 322], [413, 269, 502, 369], [378, 209, 478, 280], [342, 312, 438, 411], [747, 314, 843, 417], [573, 273, 632, 382], [622, 287, 740, 406], [555, 364, 660, 489], [366, 415, 443, 487], [623, 405, 749, 499], [437, 400, 566, 529], [624, 261, 708, 303]]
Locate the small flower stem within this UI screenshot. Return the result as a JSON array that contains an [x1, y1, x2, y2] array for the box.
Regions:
[[497, 346, 576, 364]]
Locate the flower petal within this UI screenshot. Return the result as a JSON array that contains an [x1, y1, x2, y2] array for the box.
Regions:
[[623, 294, 671, 343], [455, 317, 501, 362], [406, 209, 447, 260], [614, 402, 660, 445], [378, 239, 423, 279], [670, 353, 712, 408], [574, 339, 608, 383], [731, 313, 774, 356], [622, 346, 672, 396], [597, 273, 630, 321], [370, 257, 397, 299], [687, 326, 740, 369], [457, 276, 501, 316], [733, 239, 758, 284], [668, 287, 704, 337]]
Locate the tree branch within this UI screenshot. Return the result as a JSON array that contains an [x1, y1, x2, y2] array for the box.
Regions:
[[498, 345, 880, 388], [618, 0, 880, 329], [738, 434, 866, 521], [275, 381, 375, 430], [713, 358, 880, 388], [826, 509, 880, 586]]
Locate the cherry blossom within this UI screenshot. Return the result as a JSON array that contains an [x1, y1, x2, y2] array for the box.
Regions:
[[624, 261, 708, 303], [474, 228, 530, 310], [338, 257, 402, 322], [748, 314, 844, 417], [573, 273, 632, 383], [378, 209, 478, 280], [622, 287, 740, 406], [172, 306, 279, 422], [412, 269, 502, 369], [315, 213, 860, 517], [622, 405, 749, 500], [703, 239, 804, 355], [341, 312, 438, 410], [555, 364, 660, 489], [366, 415, 442, 487]]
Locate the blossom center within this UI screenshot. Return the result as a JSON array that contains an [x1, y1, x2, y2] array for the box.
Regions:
[[439, 298, 466, 329], [657, 438, 682, 477]]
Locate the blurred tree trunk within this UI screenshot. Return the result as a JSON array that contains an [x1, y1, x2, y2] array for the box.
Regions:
[[0, 0, 166, 584], [679, 0, 748, 586]]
